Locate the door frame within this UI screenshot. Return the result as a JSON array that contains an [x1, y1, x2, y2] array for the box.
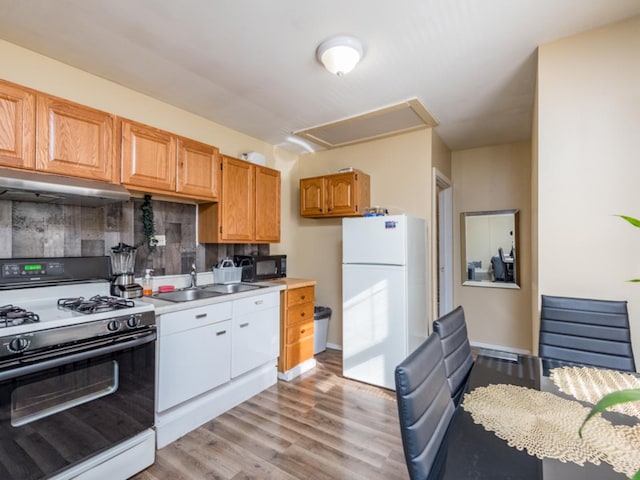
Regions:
[[433, 168, 453, 318]]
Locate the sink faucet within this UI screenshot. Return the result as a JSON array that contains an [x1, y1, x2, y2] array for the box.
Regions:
[[190, 263, 197, 288]]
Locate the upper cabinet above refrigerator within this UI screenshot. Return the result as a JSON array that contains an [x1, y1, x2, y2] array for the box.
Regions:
[[300, 170, 370, 218]]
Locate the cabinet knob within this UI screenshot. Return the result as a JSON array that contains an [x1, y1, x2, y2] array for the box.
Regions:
[[301, 312, 305, 317], [301, 295, 305, 300], [301, 329, 306, 334]]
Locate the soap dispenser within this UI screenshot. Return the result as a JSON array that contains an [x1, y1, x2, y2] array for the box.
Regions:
[[142, 269, 154, 296]]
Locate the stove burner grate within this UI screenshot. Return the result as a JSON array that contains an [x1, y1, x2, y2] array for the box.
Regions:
[[0, 304, 40, 327], [57, 295, 135, 314]]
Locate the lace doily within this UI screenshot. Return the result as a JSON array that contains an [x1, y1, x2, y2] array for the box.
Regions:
[[550, 366, 640, 418], [462, 384, 640, 478]]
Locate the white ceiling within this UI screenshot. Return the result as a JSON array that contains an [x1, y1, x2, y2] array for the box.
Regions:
[[0, 1, 638, 154]]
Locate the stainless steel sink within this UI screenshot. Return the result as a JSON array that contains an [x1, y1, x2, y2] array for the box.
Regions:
[[154, 288, 224, 303], [201, 283, 261, 294]]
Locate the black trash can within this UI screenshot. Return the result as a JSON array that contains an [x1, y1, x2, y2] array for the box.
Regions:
[[313, 306, 332, 354]]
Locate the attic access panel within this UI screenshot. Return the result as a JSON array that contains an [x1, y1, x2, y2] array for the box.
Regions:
[[294, 98, 438, 149]]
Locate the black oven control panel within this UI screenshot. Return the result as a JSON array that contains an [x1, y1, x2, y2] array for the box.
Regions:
[[0, 256, 110, 288], [2, 261, 63, 278]]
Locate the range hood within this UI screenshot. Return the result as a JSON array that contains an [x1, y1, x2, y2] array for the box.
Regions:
[[0, 167, 131, 207]]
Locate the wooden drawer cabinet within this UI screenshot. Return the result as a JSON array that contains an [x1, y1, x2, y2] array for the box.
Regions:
[[287, 285, 314, 307], [285, 319, 314, 344], [284, 337, 314, 369], [286, 302, 313, 327], [0, 80, 35, 169], [300, 170, 370, 218], [278, 284, 315, 373]]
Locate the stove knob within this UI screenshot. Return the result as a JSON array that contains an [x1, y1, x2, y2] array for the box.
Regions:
[[127, 315, 140, 328], [9, 337, 29, 353], [107, 320, 121, 332]]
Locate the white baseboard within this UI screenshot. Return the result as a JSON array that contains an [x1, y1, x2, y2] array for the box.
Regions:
[[326, 342, 342, 351], [278, 358, 317, 381], [155, 362, 277, 449]]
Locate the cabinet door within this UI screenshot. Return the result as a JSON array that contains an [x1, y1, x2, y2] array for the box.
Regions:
[[283, 337, 315, 371], [232, 293, 279, 378], [121, 119, 176, 191], [326, 172, 358, 216], [255, 165, 281, 243], [219, 155, 254, 242], [176, 137, 219, 200], [0, 80, 35, 169], [299, 177, 325, 217], [36, 95, 116, 182], [157, 318, 231, 412]]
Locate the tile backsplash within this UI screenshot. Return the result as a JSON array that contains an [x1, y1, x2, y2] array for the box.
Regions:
[[0, 198, 268, 276]]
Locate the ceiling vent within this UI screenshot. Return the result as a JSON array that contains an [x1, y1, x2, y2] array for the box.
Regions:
[[294, 98, 438, 149]]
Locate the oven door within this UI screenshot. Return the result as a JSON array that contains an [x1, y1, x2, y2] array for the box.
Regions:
[[0, 330, 156, 480]]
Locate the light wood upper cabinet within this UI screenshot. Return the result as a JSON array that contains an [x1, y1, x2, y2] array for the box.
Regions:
[[300, 170, 370, 218], [176, 137, 220, 200], [36, 95, 116, 182], [0, 80, 35, 169], [121, 119, 176, 192], [299, 176, 325, 217], [219, 155, 255, 242], [255, 165, 281, 243], [199, 155, 281, 244]]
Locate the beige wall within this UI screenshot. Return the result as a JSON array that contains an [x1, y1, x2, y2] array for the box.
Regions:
[[290, 129, 434, 347], [0, 39, 300, 260], [452, 141, 532, 352], [432, 130, 452, 180], [536, 16, 640, 361]]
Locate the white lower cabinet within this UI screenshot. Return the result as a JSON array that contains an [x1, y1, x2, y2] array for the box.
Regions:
[[232, 292, 280, 378], [157, 302, 232, 413], [155, 289, 281, 448]]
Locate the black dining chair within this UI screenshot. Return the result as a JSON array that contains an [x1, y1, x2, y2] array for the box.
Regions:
[[433, 306, 474, 406], [395, 334, 455, 480], [539, 295, 636, 372]]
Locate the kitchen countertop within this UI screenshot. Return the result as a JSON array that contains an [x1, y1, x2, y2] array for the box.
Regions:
[[140, 282, 286, 315], [269, 278, 317, 289]]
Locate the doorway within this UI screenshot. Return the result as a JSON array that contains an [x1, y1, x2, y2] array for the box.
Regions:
[[434, 169, 453, 317]]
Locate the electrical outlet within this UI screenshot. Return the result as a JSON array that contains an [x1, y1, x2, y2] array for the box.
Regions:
[[154, 235, 166, 246]]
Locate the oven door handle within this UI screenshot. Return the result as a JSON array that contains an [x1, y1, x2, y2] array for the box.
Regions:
[[0, 330, 156, 382]]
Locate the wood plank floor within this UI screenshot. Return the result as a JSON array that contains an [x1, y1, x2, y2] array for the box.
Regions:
[[133, 349, 409, 480]]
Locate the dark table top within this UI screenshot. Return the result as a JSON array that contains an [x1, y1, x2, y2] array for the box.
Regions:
[[435, 350, 633, 480]]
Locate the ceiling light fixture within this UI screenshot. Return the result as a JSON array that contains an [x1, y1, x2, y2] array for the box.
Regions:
[[316, 35, 364, 76]]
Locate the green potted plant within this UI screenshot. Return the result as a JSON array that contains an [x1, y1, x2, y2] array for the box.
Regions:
[[579, 215, 640, 479]]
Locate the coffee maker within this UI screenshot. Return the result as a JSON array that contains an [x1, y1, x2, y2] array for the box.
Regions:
[[110, 243, 143, 298]]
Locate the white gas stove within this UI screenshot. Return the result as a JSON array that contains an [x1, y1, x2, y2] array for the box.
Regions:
[[0, 256, 156, 480]]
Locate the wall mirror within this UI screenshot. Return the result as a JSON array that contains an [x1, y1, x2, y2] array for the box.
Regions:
[[461, 209, 519, 288]]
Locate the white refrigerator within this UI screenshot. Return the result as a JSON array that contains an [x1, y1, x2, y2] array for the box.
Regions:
[[342, 214, 428, 390]]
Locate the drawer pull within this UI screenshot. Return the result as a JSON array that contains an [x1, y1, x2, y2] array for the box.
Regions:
[[300, 312, 305, 317], [301, 329, 306, 334], [240, 322, 249, 328], [301, 295, 306, 300], [254, 300, 264, 305], [195, 313, 207, 319], [216, 330, 227, 336]]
